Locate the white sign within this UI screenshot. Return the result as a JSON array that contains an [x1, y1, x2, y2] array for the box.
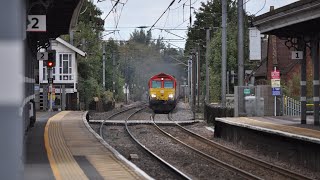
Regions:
[[291, 51, 303, 60], [27, 15, 46, 32], [271, 79, 281, 87], [37, 52, 48, 60], [249, 27, 261, 61]]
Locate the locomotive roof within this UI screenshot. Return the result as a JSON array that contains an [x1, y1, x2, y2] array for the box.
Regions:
[[150, 73, 175, 80]]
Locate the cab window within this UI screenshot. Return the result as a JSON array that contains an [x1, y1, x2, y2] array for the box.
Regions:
[[164, 81, 173, 88], [151, 80, 162, 88]]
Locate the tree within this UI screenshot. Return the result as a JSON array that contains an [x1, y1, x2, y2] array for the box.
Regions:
[[63, 0, 106, 109], [116, 30, 186, 101], [185, 0, 252, 102]]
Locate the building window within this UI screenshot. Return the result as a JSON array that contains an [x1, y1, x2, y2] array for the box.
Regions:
[[59, 53, 73, 80]]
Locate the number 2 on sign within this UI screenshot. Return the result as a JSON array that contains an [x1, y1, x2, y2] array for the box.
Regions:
[[27, 15, 46, 32], [31, 18, 39, 29]]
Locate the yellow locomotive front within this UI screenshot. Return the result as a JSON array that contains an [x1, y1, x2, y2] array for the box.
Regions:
[[149, 73, 177, 113]]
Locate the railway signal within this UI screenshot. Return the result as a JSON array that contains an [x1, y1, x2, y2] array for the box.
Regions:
[[47, 50, 56, 68]]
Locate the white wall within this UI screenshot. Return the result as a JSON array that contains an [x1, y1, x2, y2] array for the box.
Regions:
[[39, 40, 78, 91]]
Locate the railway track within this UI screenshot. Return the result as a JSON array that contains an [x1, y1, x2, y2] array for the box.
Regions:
[[158, 113, 312, 180], [98, 103, 146, 139], [97, 104, 190, 179], [124, 108, 192, 180], [151, 113, 261, 180]]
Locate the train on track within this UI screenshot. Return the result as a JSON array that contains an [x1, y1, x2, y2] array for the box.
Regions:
[[148, 73, 178, 113]]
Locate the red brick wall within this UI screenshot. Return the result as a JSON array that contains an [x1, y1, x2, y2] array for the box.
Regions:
[[266, 36, 312, 82]]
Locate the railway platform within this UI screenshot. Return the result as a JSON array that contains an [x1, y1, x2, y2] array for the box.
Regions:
[[215, 116, 320, 171], [25, 111, 150, 180]]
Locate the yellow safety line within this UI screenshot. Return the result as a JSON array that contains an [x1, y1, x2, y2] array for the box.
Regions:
[[45, 111, 89, 180], [44, 112, 65, 180]]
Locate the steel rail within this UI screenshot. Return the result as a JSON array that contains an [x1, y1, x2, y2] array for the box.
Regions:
[[124, 111, 192, 180], [99, 102, 146, 139], [152, 115, 261, 180], [167, 113, 312, 180]]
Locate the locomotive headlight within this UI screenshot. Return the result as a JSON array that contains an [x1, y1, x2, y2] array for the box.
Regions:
[[168, 94, 174, 99], [151, 94, 156, 98]]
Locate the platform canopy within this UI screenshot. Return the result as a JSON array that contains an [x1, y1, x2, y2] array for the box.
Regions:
[[253, 0, 320, 37], [47, 0, 84, 38], [29, 0, 84, 38]]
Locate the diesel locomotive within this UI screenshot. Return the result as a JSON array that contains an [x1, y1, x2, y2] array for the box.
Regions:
[[148, 73, 177, 113]]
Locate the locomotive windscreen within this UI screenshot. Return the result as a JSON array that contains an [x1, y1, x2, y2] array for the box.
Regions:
[[151, 80, 161, 88], [164, 81, 173, 88]]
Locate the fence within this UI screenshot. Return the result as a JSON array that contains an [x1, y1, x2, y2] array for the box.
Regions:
[[233, 85, 309, 117], [282, 95, 301, 116]]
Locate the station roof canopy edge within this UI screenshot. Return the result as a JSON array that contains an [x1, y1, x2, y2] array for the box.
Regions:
[[45, 0, 84, 38], [253, 0, 320, 38]]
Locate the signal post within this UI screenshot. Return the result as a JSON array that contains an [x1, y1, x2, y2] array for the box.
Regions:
[[41, 50, 56, 111]]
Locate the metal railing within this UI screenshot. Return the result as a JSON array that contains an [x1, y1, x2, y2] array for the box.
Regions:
[[283, 95, 301, 116]]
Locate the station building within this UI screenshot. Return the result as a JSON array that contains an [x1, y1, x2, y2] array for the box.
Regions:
[[37, 37, 86, 111]]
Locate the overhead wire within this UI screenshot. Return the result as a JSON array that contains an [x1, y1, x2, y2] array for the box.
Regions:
[[115, 0, 128, 28], [252, 0, 266, 16], [183, 0, 198, 6], [148, 0, 176, 32], [159, 0, 200, 45], [162, 8, 171, 29], [109, 0, 118, 26], [170, 0, 188, 10], [103, 0, 120, 21]]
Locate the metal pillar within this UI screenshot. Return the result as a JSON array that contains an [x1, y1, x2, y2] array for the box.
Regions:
[[189, 57, 193, 105], [102, 43, 106, 89], [311, 35, 320, 125], [238, 0, 244, 86], [112, 52, 116, 95], [192, 52, 197, 119], [188, 58, 192, 103], [197, 46, 200, 109], [205, 28, 210, 103], [299, 39, 307, 124], [48, 68, 53, 111], [0, 0, 24, 178], [221, 0, 227, 107]]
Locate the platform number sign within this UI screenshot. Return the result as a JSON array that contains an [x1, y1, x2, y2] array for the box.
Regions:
[[291, 51, 303, 60], [27, 15, 46, 32], [37, 52, 48, 61]]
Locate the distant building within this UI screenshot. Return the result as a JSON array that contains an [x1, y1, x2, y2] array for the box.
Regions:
[[37, 37, 86, 110], [253, 35, 312, 86]]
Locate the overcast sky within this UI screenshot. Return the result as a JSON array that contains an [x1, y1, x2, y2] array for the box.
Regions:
[[94, 0, 299, 49]]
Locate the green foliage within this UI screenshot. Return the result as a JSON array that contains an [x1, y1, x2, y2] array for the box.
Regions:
[[185, 0, 251, 103], [282, 62, 313, 100], [69, 1, 106, 109], [102, 90, 114, 103], [78, 77, 103, 109], [116, 29, 186, 99], [70, 3, 185, 108], [129, 29, 152, 45]]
